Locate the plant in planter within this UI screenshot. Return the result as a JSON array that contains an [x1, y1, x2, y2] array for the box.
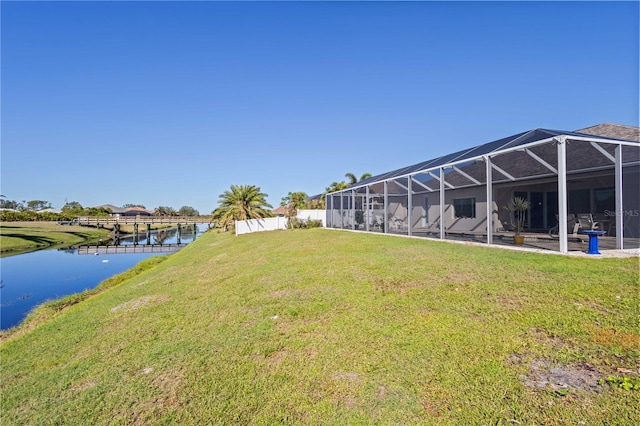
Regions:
[[355, 210, 365, 229], [505, 196, 530, 245]]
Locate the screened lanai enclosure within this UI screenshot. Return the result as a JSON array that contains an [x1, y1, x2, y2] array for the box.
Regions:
[[326, 125, 640, 253]]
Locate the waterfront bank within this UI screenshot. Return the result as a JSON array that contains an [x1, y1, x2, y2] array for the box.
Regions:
[[0, 223, 205, 330], [0, 221, 111, 255]]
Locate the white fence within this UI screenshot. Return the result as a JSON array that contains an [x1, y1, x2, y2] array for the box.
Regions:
[[235, 210, 326, 236], [297, 209, 326, 226]]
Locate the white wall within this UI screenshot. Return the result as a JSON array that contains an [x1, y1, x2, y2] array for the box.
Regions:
[[235, 210, 326, 235], [297, 209, 326, 227], [235, 217, 287, 236]]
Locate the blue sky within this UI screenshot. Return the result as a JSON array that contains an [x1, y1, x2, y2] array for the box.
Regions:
[[1, 1, 638, 214]]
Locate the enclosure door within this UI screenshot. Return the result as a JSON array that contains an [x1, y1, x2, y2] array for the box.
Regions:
[[515, 191, 545, 230], [530, 191, 544, 230]]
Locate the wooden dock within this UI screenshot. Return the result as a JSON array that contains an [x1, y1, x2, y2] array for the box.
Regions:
[[76, 216, 212, 226], [77, 244, 185, 255]]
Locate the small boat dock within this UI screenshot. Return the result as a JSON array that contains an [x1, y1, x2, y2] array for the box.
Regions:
[[77, 244, 185, 255]]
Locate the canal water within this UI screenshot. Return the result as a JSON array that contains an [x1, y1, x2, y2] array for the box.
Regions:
[[0, 225, 206, 331]]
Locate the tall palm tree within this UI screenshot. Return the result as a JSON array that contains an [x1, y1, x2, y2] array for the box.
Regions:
[[212, 184, 273, 230], [345, 172, 372, 185]]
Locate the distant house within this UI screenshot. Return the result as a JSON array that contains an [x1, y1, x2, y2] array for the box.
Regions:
[[97, 204, 154, 217], [272, 206, 288, 217], [122, 206, 154, 217], [326, 123, 639, 254], [97, 204, 126, 217]]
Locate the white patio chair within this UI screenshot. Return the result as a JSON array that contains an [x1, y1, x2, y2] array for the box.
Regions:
[[576, 214, 601, 232]]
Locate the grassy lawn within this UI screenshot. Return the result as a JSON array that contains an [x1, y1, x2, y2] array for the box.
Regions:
[[0, 221, 112, 255], [1, 229, 638, 424]]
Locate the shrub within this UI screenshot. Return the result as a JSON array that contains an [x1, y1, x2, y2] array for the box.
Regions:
[[286, 217, 306, 229], [286, 218, 323, 229]]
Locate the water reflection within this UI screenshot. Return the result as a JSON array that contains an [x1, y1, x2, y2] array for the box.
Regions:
[[109, 224, 200, 246], [0, 225, 207, 330]]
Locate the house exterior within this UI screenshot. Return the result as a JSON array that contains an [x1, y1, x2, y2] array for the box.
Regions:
[[326, 123, 639, 253], [97, 204, 154, 217], [121, 206, 154, 217], [272, 206, 288, 217], [98, 204, 127, 217]]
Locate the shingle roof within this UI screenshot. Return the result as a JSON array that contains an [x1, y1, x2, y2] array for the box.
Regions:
[[272, 206, 287, 215], [576, 123, 639, 142], [98, 204, 126, 213], [124, 206, 154, 215]]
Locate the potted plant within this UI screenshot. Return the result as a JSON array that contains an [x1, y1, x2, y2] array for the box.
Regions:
[[505, 196, 530, 245], [355, 209, 365, 230]]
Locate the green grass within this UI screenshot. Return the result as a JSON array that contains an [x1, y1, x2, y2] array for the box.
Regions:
[[0, 221, 111, 255], [1, 229, 638, 424]]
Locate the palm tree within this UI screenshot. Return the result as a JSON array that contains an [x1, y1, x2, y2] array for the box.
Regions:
[[280, 191, 309, 217], [212, 184, 273, 230], [154, 206, 177, 216], [325, 181, 349, 194], [345, 172, 372, 185], [326, 172, 372, 194]]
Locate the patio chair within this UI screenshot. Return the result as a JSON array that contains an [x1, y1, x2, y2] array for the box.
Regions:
[[373, 215, 384, 231], [593, 214, 613, 235], [576, 214, 601, 233], [390, 216, 407, 231], [549, 214, 579, 238]]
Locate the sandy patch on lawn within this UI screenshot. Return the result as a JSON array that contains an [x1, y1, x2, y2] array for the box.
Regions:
[[110, 294, 170, 313]]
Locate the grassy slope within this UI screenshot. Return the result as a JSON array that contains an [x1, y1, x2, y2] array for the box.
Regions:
[[0, 222, 111, 254], [1, 229, 638, 425]]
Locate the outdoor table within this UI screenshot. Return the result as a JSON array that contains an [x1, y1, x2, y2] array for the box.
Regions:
[[583, 230, 607, 255]]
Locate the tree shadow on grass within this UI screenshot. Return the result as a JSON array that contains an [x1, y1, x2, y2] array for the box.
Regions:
[[2, 233, 55, 246]]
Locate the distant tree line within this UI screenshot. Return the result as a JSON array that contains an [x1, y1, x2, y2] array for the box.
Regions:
[[60, 202, 112, 217], [154, 206, 200, 217], [0, 195, 202, 222], [0, 196, 52, 212], [0, 199, 114, 222]]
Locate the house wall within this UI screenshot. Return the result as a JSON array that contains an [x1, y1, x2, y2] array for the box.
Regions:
[[409, 192, 440, 230], [410, 192, 434, 229], [444, 187, 494, 232], [392, 189, 501, 233], [387, 196, 407, 222]]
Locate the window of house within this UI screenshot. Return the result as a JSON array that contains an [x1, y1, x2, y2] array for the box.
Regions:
[[568, 189, 590, 214], [594, 188, 615, 213], [453, 198, 476, 218]]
